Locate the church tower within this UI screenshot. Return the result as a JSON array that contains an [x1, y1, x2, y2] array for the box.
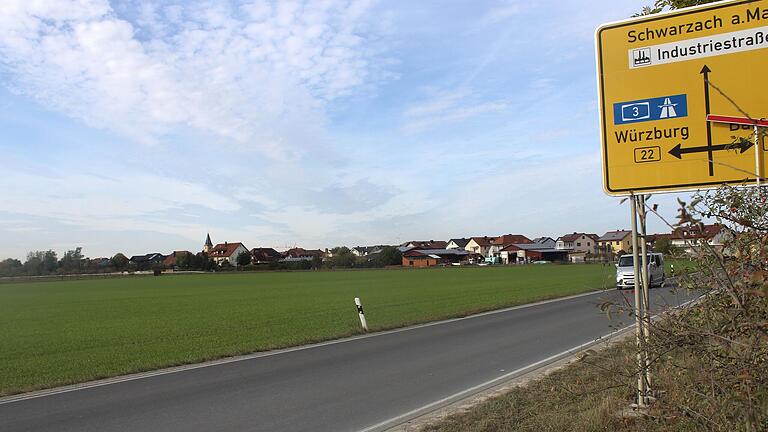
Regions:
[[203, 233, 213, 253]]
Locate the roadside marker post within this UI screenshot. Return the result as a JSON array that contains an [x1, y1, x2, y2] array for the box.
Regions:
[[355, 297, 368, 332]]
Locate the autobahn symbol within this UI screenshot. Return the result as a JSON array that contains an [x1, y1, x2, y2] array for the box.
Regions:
[[658, 98, 678, 118]]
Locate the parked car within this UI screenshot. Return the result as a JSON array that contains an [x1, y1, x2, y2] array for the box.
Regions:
[[615, 253, 665, 289]]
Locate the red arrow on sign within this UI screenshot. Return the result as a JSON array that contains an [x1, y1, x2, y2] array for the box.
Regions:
[[706, 114, 768, 127]]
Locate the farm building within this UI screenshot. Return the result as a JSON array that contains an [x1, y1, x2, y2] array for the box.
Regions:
[[402, 249, 469, 267]]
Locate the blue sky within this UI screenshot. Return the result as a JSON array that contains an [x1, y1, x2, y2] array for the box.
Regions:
[[0, 0, 684, 260]]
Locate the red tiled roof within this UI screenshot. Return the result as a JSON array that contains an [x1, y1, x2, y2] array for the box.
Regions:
[[284, 248, 323, 258], [670, 224, 725, 240], [469, 236, 493, 247], [162, 251, 191, 266], [209, 242, 246, 258], [251, 248, 281, 261], [492, 234, 532, 246]]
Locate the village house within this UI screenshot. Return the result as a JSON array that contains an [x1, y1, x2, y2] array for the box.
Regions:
[[464, 237, 494, 257], [208, 242, 249, 266], [129, 253, 165, 270], [162, 251, 192, 268], [646, 233, 672, 251], [351, 246, 388, 257], [251, 248, 282, 264], [282, 247, 324, 261], [532, 236, 557, 246], [555, 232, 599, 262], [556, 233, 599, 253], [446, 238, 470, 250], [598, 230, 632, 258], [487, 234, 532, 262], [670, 223, 730, 253]]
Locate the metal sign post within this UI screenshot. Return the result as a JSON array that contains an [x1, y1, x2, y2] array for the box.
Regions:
[[629, 195, 649, 407], [756, 125, 762, 188], [628, 194, 653, 408], [638, 194, 652, 398]]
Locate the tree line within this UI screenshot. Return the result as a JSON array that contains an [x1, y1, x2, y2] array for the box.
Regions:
[[0, 246, 403, 277]]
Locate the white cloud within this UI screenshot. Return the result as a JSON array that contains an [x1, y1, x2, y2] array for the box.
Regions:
[[0, 0, 389, 156], [0, 169, 240, 227], [480, 2, 522, 25], [402, 89, 507, 134]]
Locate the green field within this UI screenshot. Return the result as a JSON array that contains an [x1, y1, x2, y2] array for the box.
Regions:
[[0, 264, 614, 396]]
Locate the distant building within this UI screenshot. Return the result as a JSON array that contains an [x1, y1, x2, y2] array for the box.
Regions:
[[533, 237, 555, 243], [670, 224, 730, 252], [500, 240, 567, 264], [351, 245, 389, 257], [646, 233, 672, 251], [464, 235, 532, 259], [251, 248, 282, 264], [203, 233, 213, 253], [89, 257, 111, 268], [556, 233, 599, 253], [464, 237, 494, 257], [402, 248, 469, 267], [282, 248, 324, 261], [129, 253, 166, 270], [488, 234, 532, 260], [209, 242, 249, 266], [162, 251, 192, 268], [598, 230, 633, 257], [402, 240, 448, 250], [446, 238, 470, 249]]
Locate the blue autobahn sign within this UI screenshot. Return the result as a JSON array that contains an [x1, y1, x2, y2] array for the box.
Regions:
[[613, 94, 687, 125]]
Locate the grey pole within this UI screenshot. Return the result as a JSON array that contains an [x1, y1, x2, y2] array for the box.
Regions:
[[755, 125, 762, 187], [630, 195, 646, 408], [638, 195, 652, 398]]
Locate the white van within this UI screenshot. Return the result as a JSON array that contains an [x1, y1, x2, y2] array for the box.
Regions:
[[615, 253, 665, 289]]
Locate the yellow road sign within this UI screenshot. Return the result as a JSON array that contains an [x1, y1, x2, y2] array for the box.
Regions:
[[596, 0, 767, 195]]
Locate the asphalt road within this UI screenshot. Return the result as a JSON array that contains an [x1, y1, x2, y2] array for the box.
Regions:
[[0, 287, 699, 432]]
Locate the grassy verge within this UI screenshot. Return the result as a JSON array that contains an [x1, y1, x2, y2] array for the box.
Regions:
[[0, 264, 614, 396], [420, 333, 736, 432], [420, 308, 768, 432]]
